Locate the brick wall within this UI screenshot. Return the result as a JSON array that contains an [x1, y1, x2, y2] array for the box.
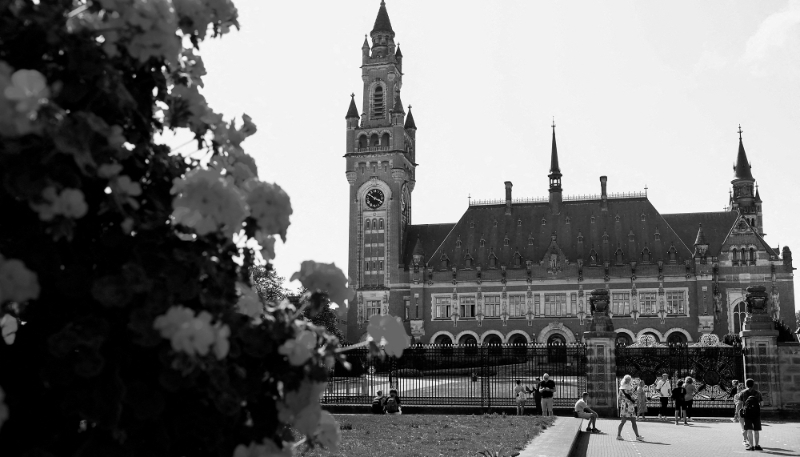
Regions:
[[777, 342, 800, 411]]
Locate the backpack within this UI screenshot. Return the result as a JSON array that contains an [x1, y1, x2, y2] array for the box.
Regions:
[[385, 396, 399, 414], [741, 393, 759, 417], [371, 396, 384, 414]]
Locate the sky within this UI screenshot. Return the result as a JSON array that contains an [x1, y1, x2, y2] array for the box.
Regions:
[[167, 0, 800, 313]]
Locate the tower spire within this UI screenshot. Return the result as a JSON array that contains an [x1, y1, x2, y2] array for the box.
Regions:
[[345, 93, 359, 119], [549, 118, 560, 174], [548, 118, 562, 214], [734, 124, 753, 180], [371, 1, 394, 35]]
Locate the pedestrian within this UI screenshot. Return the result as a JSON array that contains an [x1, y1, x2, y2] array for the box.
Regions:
[[617, 375, 644, 441], [513, 380, 526, 416], [532, 377, 542, 415], [733, 382, 748, 446], [538, 373, 556, 417], [635, 379, 648, 421], [384, 388, 402, 415], [740, 378, 763, 451], [575, 392, 600, 433], [683, 376, 696, 422], [371, 390, 386, 414], [729, 380, 740, 422], [655, 373, 671, 420], [672, 379, 687, 425]]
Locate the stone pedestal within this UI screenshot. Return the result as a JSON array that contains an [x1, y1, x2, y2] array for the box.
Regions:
[[740, 285, 780, 409], [583, 289, 617, 416]]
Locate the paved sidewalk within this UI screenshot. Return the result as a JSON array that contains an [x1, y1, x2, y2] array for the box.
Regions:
[[571, 418, 800, 457]]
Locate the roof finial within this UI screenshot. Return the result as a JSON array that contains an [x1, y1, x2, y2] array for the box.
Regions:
[[644, 184, 648, 196], [351, 93, 355, 98], [738, 124, 743, 140], [381, 0, 385, 5], [552, 116, 556, 129], [408, 105, 412, 110]]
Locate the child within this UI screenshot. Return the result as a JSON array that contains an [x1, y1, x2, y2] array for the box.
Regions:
[[371, 390, 386, 414], [635, 380, 648, 421], [671, 379, 686, 425]]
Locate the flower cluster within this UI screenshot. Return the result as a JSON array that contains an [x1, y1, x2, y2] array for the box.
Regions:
[[235, 282, 262, 319], [367, 314, 410, 357], [245, 180, 292, 242], [0, 254, 40, 305], [170, 168, 248, 237], [278, 329, 317, 366], [291, 261, 353, 307], [276, 380, 327, 436], [153, 306, 230, 359], [0, 63, 49, 137], [172, 0, 239, 39], [29, 187, 89, 221]]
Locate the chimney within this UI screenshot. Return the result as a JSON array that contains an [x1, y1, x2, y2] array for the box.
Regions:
[[505, 181, 513, 215], [600, 176, 608, 211]]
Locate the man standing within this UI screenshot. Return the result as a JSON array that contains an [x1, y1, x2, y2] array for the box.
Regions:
[[740, 378, 763, 451], [575, 392, 600, 433], [539, 373, 556, 417], [655, 373, 671, 420]]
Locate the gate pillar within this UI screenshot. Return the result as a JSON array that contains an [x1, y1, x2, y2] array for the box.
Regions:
[[583, 289, 617, 416], [740, 286, 780, 409]]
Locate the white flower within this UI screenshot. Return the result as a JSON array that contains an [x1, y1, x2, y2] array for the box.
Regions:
[[3, 69, 50, 115], [235, 282, 263, 319], [0, 62, 44, 137], [277, 381, 326, 436], [290, 261, 352, 307], [167, 84, 211, 134], [254, 231, 276, 262], [0, 385, 8, 433], [314, 411, 341, 452], [367, 314, 410, 357], [232, 438, 290, 457], [278, 330, 317, 366], [153, 306, 230, 359], [0, 255, 40, 304], [170, 168, 248, 238], [244, 180, 291, 242], [1, 315, 18, 345], [30, 187, 88, 221], [114, 175, 142, 197]]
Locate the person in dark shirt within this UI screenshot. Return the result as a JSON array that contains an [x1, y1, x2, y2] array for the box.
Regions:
[[740, 378, 763, 451], [371, 390, 386, 414], [538, 373, 556, 417], [671, 379, 686, 425]]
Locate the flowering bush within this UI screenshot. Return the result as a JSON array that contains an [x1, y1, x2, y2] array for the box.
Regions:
[[0, 1, 407, 456]]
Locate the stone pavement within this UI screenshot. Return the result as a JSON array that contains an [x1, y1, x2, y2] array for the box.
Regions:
[[571, 417, 800, 457]]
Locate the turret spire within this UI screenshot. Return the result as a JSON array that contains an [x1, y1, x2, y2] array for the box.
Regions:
[[404, 105, 416, 130], [734, 124, 754, 181], [548, 119, 562, 214], [371, 1, 394, 34], [345, 93, 359, 119], [549, 118, 560, 174]]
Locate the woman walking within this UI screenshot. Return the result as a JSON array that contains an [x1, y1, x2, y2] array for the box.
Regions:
[[683, 377, 696, 422], [672, 379, 687, 425], [733, 382, 748, 446], [635, 379, 648, 421], [617, 375, 645, 441]]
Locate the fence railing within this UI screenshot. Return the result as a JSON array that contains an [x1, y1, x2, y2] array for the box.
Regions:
[[323, 343, 587, 408]]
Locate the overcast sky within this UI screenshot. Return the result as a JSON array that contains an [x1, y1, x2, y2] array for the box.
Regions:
[[168, 0, 800, 311]]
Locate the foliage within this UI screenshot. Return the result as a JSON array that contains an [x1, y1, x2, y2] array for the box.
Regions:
[[290, 291, 347, 344], [773, 317, 795, 343], [251, 264, 290, 303], [723, 333, 742, 346], [0, 1, 408, 456]]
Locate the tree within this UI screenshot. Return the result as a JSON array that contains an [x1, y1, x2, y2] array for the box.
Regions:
[[0, 2, 408, 456], [289, 289, 347, 344], [251, 264, 289, 303]]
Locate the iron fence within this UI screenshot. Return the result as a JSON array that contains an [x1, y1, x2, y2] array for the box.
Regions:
[[615, 343, 744, 413], [322, 343, 587, 408]]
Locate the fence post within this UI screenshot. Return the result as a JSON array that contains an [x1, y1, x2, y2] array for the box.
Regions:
[[583, 289, 618, 417], [739, 286, 780, 409]]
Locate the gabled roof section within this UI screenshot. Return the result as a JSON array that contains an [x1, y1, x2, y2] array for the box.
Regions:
[[345, 94, 359, 119], [404, 107, 417, 129], [719, 215, 779, 257], [403, 223, 455, 266], [662, 211, 737, 257], [371, 1, 394, 34], [424, 197, 692, 269]]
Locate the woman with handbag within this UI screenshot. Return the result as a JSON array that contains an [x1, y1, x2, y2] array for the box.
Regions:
[[617, 375, 645, 441]]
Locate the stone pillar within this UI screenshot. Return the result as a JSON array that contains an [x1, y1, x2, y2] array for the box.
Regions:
[[740, 285, 780, 409], [583, 289, 617, 416]]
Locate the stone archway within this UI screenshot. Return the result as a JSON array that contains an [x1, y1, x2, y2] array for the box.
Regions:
[[537, 322, 576, 344]]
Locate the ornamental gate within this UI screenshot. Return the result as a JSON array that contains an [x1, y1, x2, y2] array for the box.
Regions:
[[615, 334, 744, 414], [322, 343, 587, 409]]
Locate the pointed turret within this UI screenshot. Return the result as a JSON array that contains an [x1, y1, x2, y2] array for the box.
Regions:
[[734, 126, 754, 180], [345, 94, 359, 119], [548, 120, 562, 214], [730, 125, 757, 216], [392, 93, 405, 113], [395, 45, 403, 58], [412, 234, 424, 266], [371, 1, 394, 34], [694, 223, 709, 257], [404, 106, 417, 130]]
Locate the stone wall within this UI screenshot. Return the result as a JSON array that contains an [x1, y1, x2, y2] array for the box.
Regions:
[[777, 342, 800, 411]]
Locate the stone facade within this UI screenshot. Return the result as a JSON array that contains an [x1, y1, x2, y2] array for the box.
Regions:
[[342, 1, 796, 347], [777, 343, 800, 411]]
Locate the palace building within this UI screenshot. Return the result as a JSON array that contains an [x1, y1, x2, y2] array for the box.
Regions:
[[342, 1, 796, 347]]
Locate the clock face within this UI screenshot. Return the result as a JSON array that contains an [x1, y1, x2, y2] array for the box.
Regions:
[[365, 189, 384, 209]]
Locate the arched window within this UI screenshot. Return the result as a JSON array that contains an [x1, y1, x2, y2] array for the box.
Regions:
[[370, 133, 379, 147], [615, 249, 624, 265], [667, 332, 687, 346], [379, 260, 383, 271], [732, 301, 746, 334], [365, 219, 371, 231], [434, 335, 452, 345], [503, 236, 509, 246], [489, 253, 497, 268], [749, 248, 756, 263], [378, 219, 384, 230], [459, 335, 477, 346], [358, 135, 367, 148], [589, 250, 598, 265], [668, 247, 677, 263], [371, 86, 384, 118], [615, 333, 633, 347], [514, 253, 522, 267], [380, 132, 390, 147], [464, 254, 473, 268], [372, 218, 378, 230], [732, 248, 739, 261], [528, 235, 534, 245], [641, 248, 651, 263], [440, 254, 449, 270]]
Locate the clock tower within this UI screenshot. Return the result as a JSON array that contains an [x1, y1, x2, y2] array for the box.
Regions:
[[344, 1, 417, 338]]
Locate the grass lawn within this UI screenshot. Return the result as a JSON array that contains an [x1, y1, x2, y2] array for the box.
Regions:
[[294, 414, 555, 457]]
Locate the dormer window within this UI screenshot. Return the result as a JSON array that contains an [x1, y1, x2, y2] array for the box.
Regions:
[[440, 254, 449, 270], [641, 213, 646, 222], [528, 235, 534, 245], [589, 249, 598, 265], [513, 252, 522, 267], [615, 248, 624, 265], [455, 237, 462, 248], [480, 238, 486, 247], [565, 217, 571, 224], [668, 246, 677, 263], [464, 254, 473, 268], [641, 248, 651, 263], [469, 221, 475, 228], [503, 236, 509, 246], [541, 218, 547, 226], [517, 219, 522, 227], [591, 216, 596, 223], [493, 220, 498, 227], [489, 252, 497, 268], [371, 85, 385, 119]]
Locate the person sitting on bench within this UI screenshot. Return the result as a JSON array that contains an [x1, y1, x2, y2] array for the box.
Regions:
[[575, 392, 600, 433]]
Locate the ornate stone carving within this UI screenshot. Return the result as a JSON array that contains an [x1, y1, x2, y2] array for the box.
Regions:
[[745, 285, 768, 314], [346, 171, 357, 185], [409, 319, 425, 338], [587, 289, 614, 333]]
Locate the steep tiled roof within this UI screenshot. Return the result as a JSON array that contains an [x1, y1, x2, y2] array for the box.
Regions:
[[734, 137, 754, 180], [404, 107, 416, 129], [403, 223, 455, 266], [395, 45, 403, 57], [371, 1, 394, 34], [694, 224, 708, 246], [345, 95, 359, 119], [661, 211, 737, 257], [424, 197, 692, 269]]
